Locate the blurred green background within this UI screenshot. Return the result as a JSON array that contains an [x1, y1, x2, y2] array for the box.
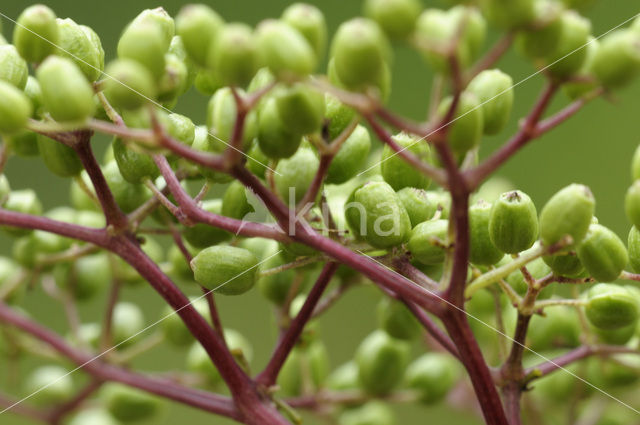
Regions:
[[0, 1, 639, 424]]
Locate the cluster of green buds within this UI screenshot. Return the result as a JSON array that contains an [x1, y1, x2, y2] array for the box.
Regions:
[[0, 2, 640, 425]]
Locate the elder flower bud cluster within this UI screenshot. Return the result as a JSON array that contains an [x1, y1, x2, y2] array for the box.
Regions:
[[0, 1, 638, 425]]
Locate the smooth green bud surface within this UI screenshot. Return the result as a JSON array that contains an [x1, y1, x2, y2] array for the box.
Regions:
[[258, 246, 301, 304], [539, 183, 595, 246], [479, 0, 536, 29], [515, 0, 563, 59], [275, 83, 325, 135], [176, 4, 224, 68], [25, 366, 72, 406], [577, 224, 628, 282], [186, 329, 252, 384], [408, 219, 449, 265], [470, 200, 505, 265], [0, 81, 31, 134], [14, 5, 59, 63], [625, 180, 640, 228], [222, 180, 254, 220], [257, 97, 302, 159], [192, 246, 258, 295], [279, 342, 329, 395], [282, 3, 327, 59], [112, 137, 158, 184], [161, 298, 209, 346], [528, 307, 581, 351], [347, 181, 411, 248], [207, 87, 256, 152], [256, 20, 316, 78], [0, 175, 9, 205], [380, 132, 431, 191], [592, 29, 640, 89], [183, 199, 231, 248], [326, 124, 371, 185], [132, 8, 175, 50], [103, 59, 156, 110], [397, 187, 436, 227], [103, 161, 152, 213], [364, 0, 421, 39], [543, 252, 584, 277], [3, 189, 43, 236], [68, 409, 119, 425], [405, 353, 460, 404], [0, 45, 29, 89], [103, 383, 162, 422], [330, 18, 391, 91], [489, 190, 538, 254], [338, 402, 394, 425], [157, 53, 189, 103], [37, 56, 95, 122], [274, 148, 320, 205], [467, 69, 514, 135], [585, 283, 638, 330], [437, 92, 484, 156], [56, 18, 103, 81], [209, 23, 258, 88], [628, 225, 640, 273], [112, 302, 145, 346], [545, 11, 592, 79], [325, 94, 356, 140], [54, 253, 111, 301], [377, 298, 421, 340], [36, 134, 82, 177], [117, 21, 167, 81], [327, 361, 360, 392], [355, 330, 410, 395]]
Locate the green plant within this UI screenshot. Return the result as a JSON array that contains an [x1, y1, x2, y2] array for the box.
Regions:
[[0, 3, 639, 425]]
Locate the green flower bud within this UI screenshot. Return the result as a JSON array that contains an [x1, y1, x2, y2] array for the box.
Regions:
[[405, 353, 460, 404], [209, 23, 258, 88], [12, 235, 38, 268], [380, 132, 431, 191], [274, 148, 320, 205], [377, 298, 421, 340], [506, 251, 554, 299], [157, 53, 189, 103], [467, 69, 514, 135], [190, 127, 233, 183], [112, 302, 145, 347], [396, 187, 437, 227], [437, 92, 484, 156], [14, 5, 59, 63], [577, 224, 628, 282], [625, 180, 640, 228], [176, 4, 224, 68], [258, 246, 301, 304], [24, 76, 43, 117], [186, 329, 252, 384], [191, 246, 258, 295], [347, 181, 411, 248], [543, 252, 584, 277], [194, 69, 221, 96], [117, 21, 167, 81], [222, 181, 254, 220], [416, 7, 487, 72], [326, 124, 371, 185], [338, 401, 394, 425], [408, 219, 449, 265], [69, 409, 119, 425], [545, 11, 592, 79], [37, 56, 95, 122], [36, 134, 83, 177], [363, 0, 421, 39], [593, 320, 636, 346], [0, 174, 9, 205], [488, 190, 538, 254], [207, 87, 257, 152], [103, 161, 152, 213], [591, 29, 640, 89], [256, 20, 316, 78], [515, 0, 564, 60], [596, 355, 640, 388], [2, 189, 43, 236], [585, 283, 638, 330], [257, 97, 303, 159], [470, 200, 505, 265], [278, 342, 329, 396], [282, 3, 327, 59], [167, 113, 195, 146], [629, 226, 640, 273], [330, 18, 391, 91], [56, 18, 103, 81], [112, 137, 158, 184], [632, 145, 640, 181], [0, 45, 29, 89], [539, 183, 595, 246], [102, 383, 162, 423], [132, 7, 175, 51], [527, 307, 581, 351], [356, 330, 410, 395], [53, 253, 111, 301], [246, 139, 270, 179], [275, 83, 325, 135], [75, 210, 106, 229], [562, 36, 600, 100], [325, 94, 357, 140], [327, 361, 360, 392], [0, 81, 32, 135], [25, 366, 72, 406], [6, 130, 39, 157], [103, 59, 156, 110], [183, 200, 232, 249], [479, 0, 536, 29]]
